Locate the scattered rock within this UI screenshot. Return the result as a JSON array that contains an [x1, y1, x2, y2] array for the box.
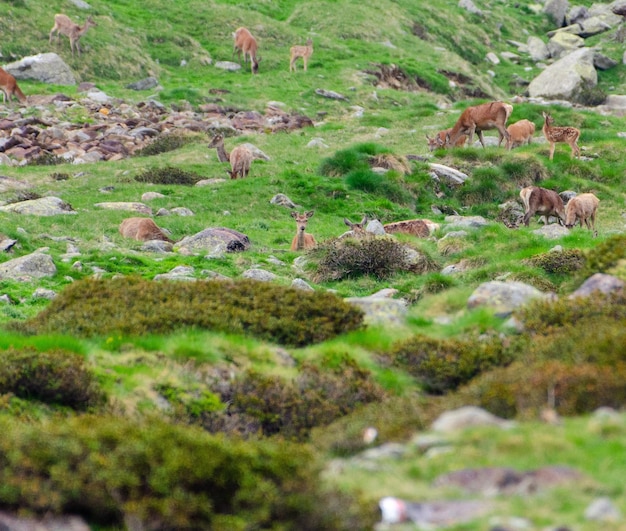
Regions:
[[569, 273, 624, 298], [431, 406, 514, 433]]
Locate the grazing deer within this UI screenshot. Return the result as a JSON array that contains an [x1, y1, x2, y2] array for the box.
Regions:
[[426, 128, 467, 151], [565, 193, 599, 236], [542, 112, 580, 160], [505, 119, 536, 150], [227, 145, 253, 179], [0, 68, 27, 104], [49, 14, 97, 56], [207, 134, 231, 163], [232, 27, 261, 74], [519, 186, 565, 226], [289, 38, 313, 72], [445, 101, 513, 149], [291, 211, 316, 251], [119, 218, 174, 243]]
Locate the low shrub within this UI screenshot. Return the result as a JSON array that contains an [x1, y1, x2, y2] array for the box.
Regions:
[[0, 416, 374, 530], [458, 361, 626, 419], [580, 234, 626, 280], [388, 334, 513, 394], [216, 354, 385, 440], [134, 165, 203, 185], [318, 143, 391, 177], [0, 348, 105, 410], [313, 237, 427, 281], [134, 133, 191, 156], [525, 249, 586, 274], [16, 277, 364, 347], [27, 153, 69, 166]]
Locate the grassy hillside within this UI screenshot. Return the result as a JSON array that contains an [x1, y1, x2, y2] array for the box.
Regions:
[[0, 0, 625, 529]]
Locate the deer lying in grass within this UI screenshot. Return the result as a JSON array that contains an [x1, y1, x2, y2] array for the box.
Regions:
[[445, 101, 513, 149], [291, 211, 316, 250], [426, 129, 467, 151], [505, 119, 535, 150], [0, 68, 27, 104], [233, 27, 261, 74], [119, 218, 174, 243], [542, 111, 580, 160], [565, 193, 599, 236], [49, 14, 97, 56], [289, 38, 313, 72], [519, 186, 566, 226], [208, 134, 253, 178], [344, 216, 432, 238]]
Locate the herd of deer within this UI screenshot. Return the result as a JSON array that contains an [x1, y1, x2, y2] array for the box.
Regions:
[[0, 15, 601, 245]]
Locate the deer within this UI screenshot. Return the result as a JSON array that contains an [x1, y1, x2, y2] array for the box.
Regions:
[[0, 68, 27, 105], [291, 211, 316, 251], [289, 38, 313, 72], [445, 101, 513, 149], [542, 111, 580, 160], [232, 27, 261, 74], [208, 134, 253, 179], [519, 186, 566, 227], [426, 129, 467, 151], [49, 14, 97, 57], [565, 193, 599, 236], [119, 218, 174, 243], [505, 119, 535, 150]]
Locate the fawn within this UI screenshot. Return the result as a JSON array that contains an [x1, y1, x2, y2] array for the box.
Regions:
[[542, 111, 580, 160], [289, 39, 313, 72], [290, 211, 316, 250], [49, 14, 97, 56]]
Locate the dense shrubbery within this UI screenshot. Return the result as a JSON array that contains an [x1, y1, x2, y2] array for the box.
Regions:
[[313, 237, 435, 281], [134, 165, 203, 185], [458, 361, 626, 419], [15, 277, 364, 347], [208, 355, 385, 440], [525, 249, 586, 274], [134, 133, 191, 156], [0, 416, 373, 530], [580, 234, 626, 280], [387, 334, 513, 394], [0, 348, 105, 410]]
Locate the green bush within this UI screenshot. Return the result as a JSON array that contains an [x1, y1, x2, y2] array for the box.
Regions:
[[388, 334, 513, 394], [318, 143, 391, 177], [525, 249, 586, 274], [16, 277, 364, 347], [134, 165, 203, 185], [0, 348, 105, 410], [134, 133, 191, 156], [458, 361, 626, 419], [219, 355, 385, 440], [313, 237, 433, 281], [580, 234, 626, 280], [0, 416, 374, 530]]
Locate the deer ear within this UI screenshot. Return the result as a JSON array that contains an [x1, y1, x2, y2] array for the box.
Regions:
[[306, 210, 315, 218], [344, 218, 352, 227], [360, 216, 368, 224]]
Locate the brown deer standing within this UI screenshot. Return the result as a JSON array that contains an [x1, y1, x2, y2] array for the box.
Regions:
[[208, 134, 253, 179], [505, 119, 536, 150], [289, 38, 313, 72], [232, 27, 261, 74], [291, 211, 316, 250], [49, 14, 97, 56], [542, 111, 580, 160], [0, 68, 27, 104], [519, 186, 566, 226], [445, 101, 513, 149]]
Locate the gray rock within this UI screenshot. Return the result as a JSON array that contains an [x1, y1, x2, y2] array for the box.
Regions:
[[431, 406, 514, 433], [32, 287, 57, 300], [584, 497, 621, 522], [126, 77, 159, 91], [569, 273, 624, 298], [430, 163, 469, 185], [594, 52, 618, 71], [214, 61, 241, 71], [547, 32, 585, 59], [177, 227, 250, 255], [445, 215, 489, 229], [153, 265, 196, 281], [3, 53, 76, 85], [0, 197, 75, 216], [543, 0, 569, 26], [379, 497, 493, 526], [141, 192, 166, 201], [307, 138, 329, 148], [70, 0, 92, 8], [291, 278, 314, 291], [315, 88, 348, 101], [242, 268, 277, 282], [270, 194, 297, 209], [467, 280, 554, 317], [0, 252, 57, 280], [94, 202, 152, 214], [365, 219, 386, 236], [528, 48, 597, 100], [459, 0, 483, 15], [0, 511, 90, 531], [170, 207, 194, 216], [345, 293, 407, 327], [141, 240, 174, 253], [527, 36, 550, 61], [532, 224, 570, 239]]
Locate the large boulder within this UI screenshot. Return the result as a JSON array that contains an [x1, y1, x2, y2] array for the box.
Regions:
[[0, 197, 75, 216], [0, 252, 57, 280], [547, 31, 585, 58], [176, 227, 250, 255], [467, 280, 554, 317], [3, 53, 76, 85], [528, 48, 597, 100]]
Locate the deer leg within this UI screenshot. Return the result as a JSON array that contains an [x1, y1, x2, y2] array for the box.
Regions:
[[477, 130, 486, 149], [549, 143, 555, 160], [303, 57, 308, 71]]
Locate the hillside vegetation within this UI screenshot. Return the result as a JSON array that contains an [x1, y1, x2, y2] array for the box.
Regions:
[[0, 0, 626, 529]]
